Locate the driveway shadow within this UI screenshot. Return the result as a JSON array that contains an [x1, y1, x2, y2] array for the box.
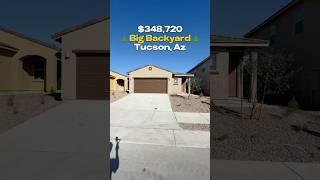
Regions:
[[109, 140, 120, 180]]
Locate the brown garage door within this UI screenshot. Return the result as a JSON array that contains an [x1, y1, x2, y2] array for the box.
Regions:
[[134, 78, 167, 93], [76, 53, 109, 99]]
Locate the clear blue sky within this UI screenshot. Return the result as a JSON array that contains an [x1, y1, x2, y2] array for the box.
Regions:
[[212, 0, 290, 35], [110, 0, 210, 74], [0, 0, 108, 45], [0, 0, 291, 73]]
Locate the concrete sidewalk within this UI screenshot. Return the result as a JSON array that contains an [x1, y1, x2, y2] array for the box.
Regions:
[[212, 160, 320, 180], [111, 93, 210, 148], [0, 100, 108, 180], [111, 127, 210, 148], [110, 142, 210, 180]]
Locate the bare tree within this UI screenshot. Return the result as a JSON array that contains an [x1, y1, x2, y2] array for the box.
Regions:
[[244, 48, 297, 120]]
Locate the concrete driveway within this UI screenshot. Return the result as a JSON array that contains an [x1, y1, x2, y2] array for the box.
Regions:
[[110, 93, 209, 148], [0, 100, 108, 180]]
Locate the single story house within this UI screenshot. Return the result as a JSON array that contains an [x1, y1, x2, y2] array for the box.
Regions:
[[189, 35, 269, 100], [0, 27, 60, 92], [110, 70, 128, 92], [128, 64, 194, 94], [52, 17, 109, 100]]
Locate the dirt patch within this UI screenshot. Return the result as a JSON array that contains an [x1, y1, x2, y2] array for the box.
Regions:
[[179, 123, 210, 131], [0, 94, 62, 134], [212, 105, 320, 162], [170, 94, 210, 113], [110, 91, 128, 103]]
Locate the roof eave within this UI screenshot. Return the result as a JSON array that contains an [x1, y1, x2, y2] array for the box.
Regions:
[[211, 42, 269, 47], [245, 0, 302, 37], [52, 17, 109, 41]]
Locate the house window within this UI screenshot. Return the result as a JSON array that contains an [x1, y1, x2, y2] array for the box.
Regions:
[[295, 13, 304, 35], [33, 60, 45, 80], [201, 67, 206, 73], [148, 66, 152, 71], [173, 78, 178, 85], [210, 53, 217, 70]]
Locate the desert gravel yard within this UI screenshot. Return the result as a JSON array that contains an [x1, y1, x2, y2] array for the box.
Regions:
[[212, 103, 320, 162], [170, 94, 210, 131], [0, 94, 62, 134], [170, 94, 210, 113], [110, 91, 128, 103]]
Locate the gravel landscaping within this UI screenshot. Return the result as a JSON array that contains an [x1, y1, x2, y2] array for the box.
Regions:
[[179, 123, 210, 131], [212, 103, 320, 162], [0, 94, 62, 134], [110, 91, 128, 103], [170, 94, 210, 113]]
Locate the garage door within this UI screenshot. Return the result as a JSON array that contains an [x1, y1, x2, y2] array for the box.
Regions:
[[134, 78, 167, 93], [76, 53, 109, 99]]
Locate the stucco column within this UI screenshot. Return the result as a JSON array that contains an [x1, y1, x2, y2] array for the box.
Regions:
[[46, 56, 57, 92], [250, 50, 258, 102], [188, 77, 191, 95]]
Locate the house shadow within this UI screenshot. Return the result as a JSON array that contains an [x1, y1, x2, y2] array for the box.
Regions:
[[109, 141, 120, 180]]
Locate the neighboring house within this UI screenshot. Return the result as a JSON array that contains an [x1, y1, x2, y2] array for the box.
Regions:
[[245, 0, 320, 109], [128, 65, 194, 94], [110, 70, 128, 92], [0, 27, 60, 92], [52, 17, 109, 100], [189, 35, 269, 99]]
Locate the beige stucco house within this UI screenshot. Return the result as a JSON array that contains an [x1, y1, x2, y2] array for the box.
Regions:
[[189, 35, 269, 100], [0, 27, 60, 92], [52, 17, 109, 100], [128, 65, 194, 94], [245, 0, 320, 109], [110, 70, 128, 92]]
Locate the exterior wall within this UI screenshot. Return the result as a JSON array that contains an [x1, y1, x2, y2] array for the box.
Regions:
[[0, 30, 58, 92], [247, 0, 320, 108], [189, 59, 211, 96], [110, 71, 128, 92], [190, 50, 229, 98], [210, 51, 229, 99], [59, 20, 109, 99], [128, 65, 183, 94]]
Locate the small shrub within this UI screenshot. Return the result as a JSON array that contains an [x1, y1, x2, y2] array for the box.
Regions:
[[13, 106, 19, 114], [288, 97, 300, 111], [190, 77, 202, 95], [7, 95, 15, 107], [50, 87, 55, 94], [40, 95, 45, 105]]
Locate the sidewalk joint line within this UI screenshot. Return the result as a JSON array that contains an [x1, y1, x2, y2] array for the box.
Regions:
[[172, 129, 177, 147], [282, 162, 306, 180]]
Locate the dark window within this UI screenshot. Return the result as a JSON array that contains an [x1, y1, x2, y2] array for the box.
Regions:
[[210, 53, 217, 70], [295, 19, 304, 34], [34, 60, 45, 80], [201, 67, 206, 73]]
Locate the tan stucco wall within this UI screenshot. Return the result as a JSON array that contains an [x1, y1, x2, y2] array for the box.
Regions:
[[110, 71, 128, 92], [0, 29, 58, 92], [59, 19, 109, 99], [247, 0, 320, 108], [128, 65, 183, 94], [189, 59, 211, 96], [192, 51, 229, 98]]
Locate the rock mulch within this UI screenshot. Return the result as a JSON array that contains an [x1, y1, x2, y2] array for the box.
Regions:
[[170, 94, 210, 113], [212, 104, 320, 162], [0, 94, 62, 134], [179, 123, 210, 131], [110, 91, 128, 103]]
